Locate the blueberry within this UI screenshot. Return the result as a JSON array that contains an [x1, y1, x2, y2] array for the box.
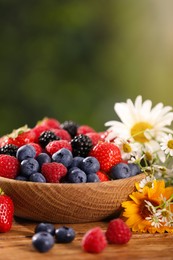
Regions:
[[110, 163, 131, 179], [79, 156, 100, 174], [52, 148, 73, 167], [29, 172, 46, 183], [67, 168, 87, 183], [128, 163, 141, 176], [16, 144, 36, 161], [35, 223, 55, 236], [32, 232, 54, 253], [70, 156, 84, 168], [20, 158, 40, 177], [87, 173, 100, 183], [15, 175, 28, 181], [36, 153, 51, 168], [55, 226, 75, 243]]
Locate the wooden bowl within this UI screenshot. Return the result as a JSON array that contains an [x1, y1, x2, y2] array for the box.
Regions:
[[0, 173, 145, 223]]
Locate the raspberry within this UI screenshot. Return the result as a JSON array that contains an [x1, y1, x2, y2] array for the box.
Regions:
[[41, 162, 67, 183], [51, 128, 71, 142], [28, 142, 43, 157], [105, 218, 132, 244], [45, 140, 72, 155], [90, 142, 122, 173], [0, 154, 19, 179], [39, 117, 61, 129], [82, 227, 107, 253], [96, 171, 109, 181], [77, 125, 96, 135], [85, 132, 102, 146]]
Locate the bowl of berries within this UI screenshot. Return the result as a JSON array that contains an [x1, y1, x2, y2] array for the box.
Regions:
[[0, 118, 144, 223]]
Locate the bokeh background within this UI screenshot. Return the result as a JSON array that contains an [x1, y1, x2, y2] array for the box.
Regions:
[[1, 0, 173, 136]]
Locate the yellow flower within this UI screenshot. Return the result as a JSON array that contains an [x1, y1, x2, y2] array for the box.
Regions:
[[121, 179, 173, 233]]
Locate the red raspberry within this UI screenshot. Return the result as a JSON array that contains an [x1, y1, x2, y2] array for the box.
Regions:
[[0, 154, 19, 179], [82, 227, 107, 254], [41, 162, 67, 183], [90, 142, 122, 173], [86, 132, 102, 146], [77, 125, 96, 135], [96, 171, 109, 182], [28, 142, 43, 157], [45, 140, 72, 155], [39, 117, 61, 129], [105, 218, 132, 244], [51, 128, 71, 142], [32, 125, 50, 143]]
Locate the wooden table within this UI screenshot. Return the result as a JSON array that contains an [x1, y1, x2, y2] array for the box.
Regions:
[[0, 217, 173, 260]]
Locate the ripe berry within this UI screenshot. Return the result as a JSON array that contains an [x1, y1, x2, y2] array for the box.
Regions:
[[32, 232, 55, 253], [41, 162, 67, 183], [39, 130, 59, 148], [51, 128, 71, 142], [90, 142, 122, 173], [55, 226, 75, 243], [77, 125, 96, 135], [96, 171, 109, 182], [105, 218, 132, 244], [20, 158, 40, 177], [16, 144, 36, 161], [60, 120, 79, 138], [35, 223, 55, 236], [82, 227, 107, 253], [0, 154, 19, 179], [71, 134, 92, 157], [45, 140, 72, 155], [110, 162, 131, 179], [128, 163, 141, 176], [36, 153, 51, 168], [29, 172, 46, 183], [79, 156, 100, 174], [87, 173, 100, 182], [52, 148, 73, 168], [0, 144, 18, 157], [67, 168, 87, 183]]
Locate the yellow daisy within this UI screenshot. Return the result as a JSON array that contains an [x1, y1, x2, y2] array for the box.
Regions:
[[121, 179, 173, 233]]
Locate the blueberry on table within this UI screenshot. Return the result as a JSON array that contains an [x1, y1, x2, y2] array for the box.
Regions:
[[32, 232, 55, 253], [55, 226, 75, 243], [70, 156, 84, 168], [110, 163, 131, 179], [35, 223, 55, 236]]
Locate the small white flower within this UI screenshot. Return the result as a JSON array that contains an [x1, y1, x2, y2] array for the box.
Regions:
[[145, 200, 157, 214], [145, 213, 163, 228], [160, 133, 173, 157], [139, 176, 156, 191]]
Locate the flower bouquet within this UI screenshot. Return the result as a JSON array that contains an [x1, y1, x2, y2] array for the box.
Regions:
[[105, 95, 173, 233]]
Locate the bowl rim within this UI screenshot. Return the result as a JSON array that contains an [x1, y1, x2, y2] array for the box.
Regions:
[[0, 173, 145, 188]]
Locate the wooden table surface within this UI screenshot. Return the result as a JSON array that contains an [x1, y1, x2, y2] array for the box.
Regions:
[[0, 217, 173, 260]]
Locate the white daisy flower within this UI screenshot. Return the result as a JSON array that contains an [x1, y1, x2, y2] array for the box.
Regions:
[[105, 96, 173, 150], [160, 133, 173, 157], [138, 175, 156, 191], [113, 137, 141, 161]]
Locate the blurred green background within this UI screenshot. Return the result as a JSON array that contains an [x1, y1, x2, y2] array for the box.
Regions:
[[1, 0, 173, 136]]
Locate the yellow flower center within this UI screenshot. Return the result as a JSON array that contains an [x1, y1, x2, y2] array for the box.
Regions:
[[122, 143, 132, 153], [168, 140, 173, 149], [145, 152, 153, 162], [131, 122, 152, 143]]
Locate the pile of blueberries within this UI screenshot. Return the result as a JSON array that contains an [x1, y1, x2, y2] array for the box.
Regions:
[[32, 223, 75, 252], [15, 144, 141, 183]]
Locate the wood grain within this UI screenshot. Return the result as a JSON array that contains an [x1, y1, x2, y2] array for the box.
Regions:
[[0, 173, 145, 223], [0, 217, 173, 260]]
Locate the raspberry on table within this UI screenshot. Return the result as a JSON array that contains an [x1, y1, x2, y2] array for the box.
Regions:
[[105, 218, 132, 244], [82, 227, 107, 254]]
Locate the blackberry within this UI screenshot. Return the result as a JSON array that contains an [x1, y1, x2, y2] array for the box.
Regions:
[[60, 120, 79, 138], [71, 134, 92, 157], [39, 130, 60, 147], [0, 144, 18, 157]]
